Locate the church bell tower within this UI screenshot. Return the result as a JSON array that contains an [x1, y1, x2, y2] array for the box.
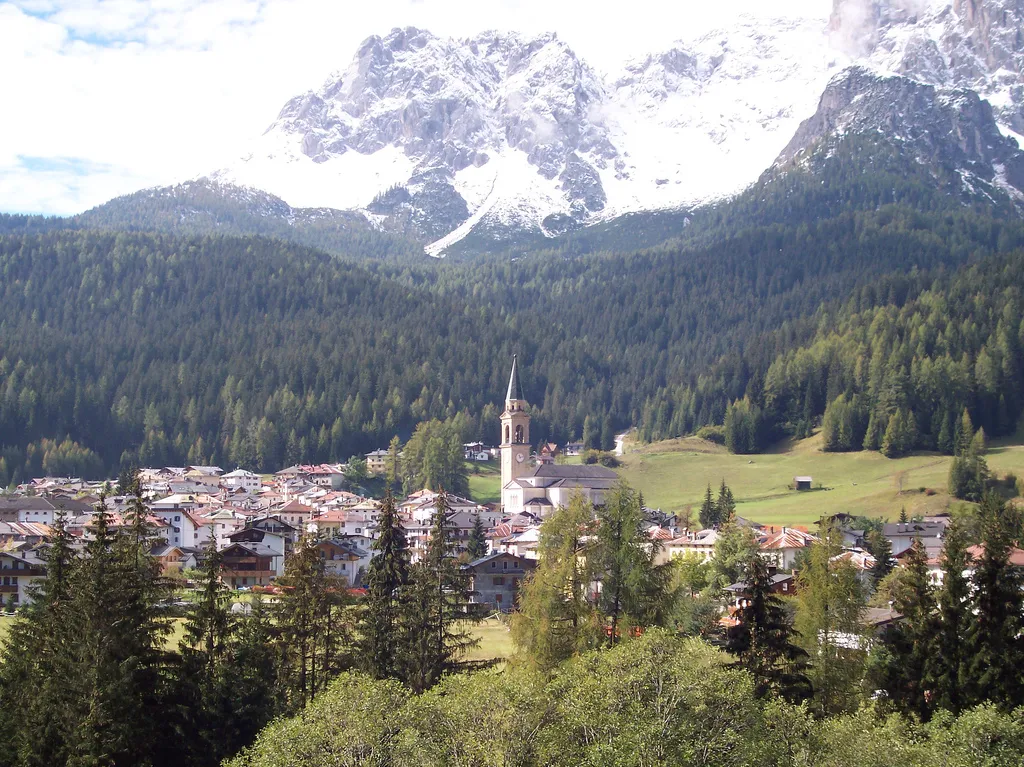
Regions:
[[500, 355, 531, 495]]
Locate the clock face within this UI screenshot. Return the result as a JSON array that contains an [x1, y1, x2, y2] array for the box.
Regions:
[[516, 452, 525, 463]]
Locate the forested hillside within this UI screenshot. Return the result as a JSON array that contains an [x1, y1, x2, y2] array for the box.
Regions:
[[4, 134, 1024, 484]]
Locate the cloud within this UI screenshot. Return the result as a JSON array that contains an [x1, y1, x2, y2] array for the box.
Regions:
[[0, 0, 833, 215]]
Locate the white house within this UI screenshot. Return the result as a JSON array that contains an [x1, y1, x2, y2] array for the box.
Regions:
[[0, 551, 46, 608], [221, 469, 261, 493]]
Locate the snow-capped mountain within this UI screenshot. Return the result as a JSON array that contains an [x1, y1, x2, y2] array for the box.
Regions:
[[202, 0, 1024, 255]]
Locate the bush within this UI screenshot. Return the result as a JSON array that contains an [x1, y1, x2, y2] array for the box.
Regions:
[[695, 425, 726, 444], [580, 450, 620, 468]]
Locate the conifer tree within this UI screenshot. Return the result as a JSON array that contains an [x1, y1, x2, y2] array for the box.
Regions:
[[726, 553, 811, 702], [359, 489, 410, 680], [795, 524, 867, 716], [220, 596, 280, 757], [699, 484, 718, 529], [401, 489, 478, 692], [930, 519, 971, 714], [0, 516, 78, 766], [716, 479, 736, 523], [865, 528, 894, 589], [512, 492, 600, 671], [466, 513, 487, 561], [873, 539, 935, 719], [593, 483, 671, 646], [277, 535, 352, 707], [73, 497, 169, 766], [964, 494, 1024, 709]]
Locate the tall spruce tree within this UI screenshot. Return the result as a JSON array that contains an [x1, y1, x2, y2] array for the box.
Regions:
[[716, 479, 736, 524], [725, 553, 811, 702], [466, 513, 488, 561], [865, 528, 894, 589], [276, 535, 353, 708], [359, 489, 410, 680], [699, 484, 718, 529], [873, 539, 935, 719], [401, 489, 478, 692], [0, 516, 78, 767], [73, 496, 169, 766], [930, 519, 972, 714], [964, 494, 1024, 709]]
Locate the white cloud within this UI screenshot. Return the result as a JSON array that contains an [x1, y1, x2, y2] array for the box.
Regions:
[[0, 0, 832, 215]]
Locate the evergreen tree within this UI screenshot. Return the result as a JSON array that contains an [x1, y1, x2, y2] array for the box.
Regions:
[[401, 489, 478, 692], [963, 494, 1024, 709], [725, 553, 811, 702], [72, 497, 170, 766], [358, 489, 410, 680], [466, 513, 487, 561], [865, 528, 894, 589], [592, 483, 672, 646], [716, 479, 736, 524], [386, 435, 401, 489], [873, 539, 935, 719], [795, 524, 867, 716], [699, 484, 719, 529], [276, 536, 353, 708], [512, 492, 600, 672], [0, 516, 78, 767], [930, 519, 972, 714]]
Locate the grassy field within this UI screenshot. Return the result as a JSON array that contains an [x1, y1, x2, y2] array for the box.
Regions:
[[467, 460, 502, 504], [0, 613, 515, 660], [617, 433, 1024, 527]]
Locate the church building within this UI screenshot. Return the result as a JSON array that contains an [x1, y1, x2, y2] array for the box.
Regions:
[[500, 356, 618, 515]]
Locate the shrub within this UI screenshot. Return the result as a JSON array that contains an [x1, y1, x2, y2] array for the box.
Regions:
[[695, 425, 726, 444]]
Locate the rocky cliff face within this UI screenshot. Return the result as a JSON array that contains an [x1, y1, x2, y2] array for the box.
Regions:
[[200, 4, 1024, 255], [777, 66, 1024, 204]]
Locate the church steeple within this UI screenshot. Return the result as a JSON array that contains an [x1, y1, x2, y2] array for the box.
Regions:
[[506, 354, 523, 404], [500, 355, 531, 504]]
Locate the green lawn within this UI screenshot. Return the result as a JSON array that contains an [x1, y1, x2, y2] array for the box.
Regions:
[[617, 433, 1024, 527], [464, 616, 514, 661], [467, 460, 502, 504]]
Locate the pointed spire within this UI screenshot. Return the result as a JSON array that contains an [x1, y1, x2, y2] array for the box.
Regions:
[[506, 354, 523, 403]]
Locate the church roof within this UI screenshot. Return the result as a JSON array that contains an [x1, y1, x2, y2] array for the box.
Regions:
[[530, 464, 618, 479], [506, 354, 523, 402]]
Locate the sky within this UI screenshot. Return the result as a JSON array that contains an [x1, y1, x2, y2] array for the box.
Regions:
[[0, 0, 830, 216]]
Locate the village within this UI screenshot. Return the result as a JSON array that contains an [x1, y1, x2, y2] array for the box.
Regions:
[[0, 359, 992, 640]]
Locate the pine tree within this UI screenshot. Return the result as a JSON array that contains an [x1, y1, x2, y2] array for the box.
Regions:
[[220, 596, 280, 757], [466, 513, 487, 561], [964, 494, 1024, 709], [512, 492, 600, 672], [930, 519, 971, 714], [716, 479, 736, 524], [73, 496, 170, 765], [873, 539, 935, 719], [726, 553, 811, 702], [359, 489, 410, 680], [699, 484, 718, 529], [865, 528, 894, 589], [401, 489, 478, 692], [276, 535, 353, 707], [0, 516, 78, 766]]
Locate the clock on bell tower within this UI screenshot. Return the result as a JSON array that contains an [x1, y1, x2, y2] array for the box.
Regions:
[[500, 355, 531, 499]]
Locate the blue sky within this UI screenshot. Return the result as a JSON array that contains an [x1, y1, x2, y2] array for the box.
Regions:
[[0, 0, 829, 216]]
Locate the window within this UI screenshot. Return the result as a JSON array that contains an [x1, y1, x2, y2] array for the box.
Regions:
[[490, 561, 496, 569], [503, 561, 508, 570], [493, 577, 505, 586], [495, 594, 503, 603], [515, 425, 524, 443], [174, 515, 180, 522]]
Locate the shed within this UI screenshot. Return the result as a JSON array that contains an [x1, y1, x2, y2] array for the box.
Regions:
[[794, 476, 813, 491]]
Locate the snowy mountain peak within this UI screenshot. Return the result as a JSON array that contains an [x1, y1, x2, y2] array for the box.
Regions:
[[209, 4, 1024, 255]]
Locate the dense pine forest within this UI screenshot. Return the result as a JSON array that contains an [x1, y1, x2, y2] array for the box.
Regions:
[[3, 138, 1024, 481]]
